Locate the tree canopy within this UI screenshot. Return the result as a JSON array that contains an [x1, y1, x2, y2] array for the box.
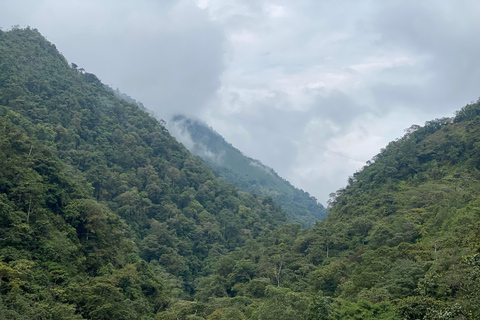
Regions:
[[2, 27, 480, 319]]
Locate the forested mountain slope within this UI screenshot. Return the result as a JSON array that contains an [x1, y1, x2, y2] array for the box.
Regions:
[[170, 114, 327, 227], [3, 26, 480, 320], [200, 105, 480, 319], [0, 27, 286, 319]]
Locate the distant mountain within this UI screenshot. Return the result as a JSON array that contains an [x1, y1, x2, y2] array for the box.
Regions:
[[169, 114, 328, 227]]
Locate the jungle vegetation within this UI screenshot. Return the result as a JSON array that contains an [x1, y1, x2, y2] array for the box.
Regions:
[[1, 27, 480, 319], [170, 114, 327, 228]]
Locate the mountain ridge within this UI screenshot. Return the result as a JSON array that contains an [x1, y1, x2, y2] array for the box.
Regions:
[[2, 27, 480, 319], [0, 27, 287, 319], [169, 114, 328, 227]]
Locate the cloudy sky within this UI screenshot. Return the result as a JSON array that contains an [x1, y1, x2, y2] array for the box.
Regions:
[[2, 0, 480, 204]]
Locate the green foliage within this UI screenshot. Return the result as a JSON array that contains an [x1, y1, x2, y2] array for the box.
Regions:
[[172, 94, 480, 318], [332, 300, 397, 320], [171, 115, 328, 227], [253, 285, 311, 320], [4, 26, 480, 319], [0, 27, 286, 318]]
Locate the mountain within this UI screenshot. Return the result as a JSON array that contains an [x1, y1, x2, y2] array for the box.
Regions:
[[0, 27, 286, 319], [2, 26, 480, 320], [105, 84, 147, 111], [199, 106, 480, 319], [170, 114, 328, 227]]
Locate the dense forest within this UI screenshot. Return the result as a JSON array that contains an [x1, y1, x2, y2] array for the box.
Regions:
[[0, 27, 286, 319], [170, 114, 327, 227], [1, 27, 480, 319]]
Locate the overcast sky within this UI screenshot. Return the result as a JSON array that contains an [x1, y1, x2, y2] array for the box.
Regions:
[[2, 0, 480, 204]]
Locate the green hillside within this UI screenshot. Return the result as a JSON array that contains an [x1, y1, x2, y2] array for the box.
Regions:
[[2, 26, 480, 320], [0, 27, 286, 319], [197, 106, 480, 319], [170, 115, 327, 227]]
